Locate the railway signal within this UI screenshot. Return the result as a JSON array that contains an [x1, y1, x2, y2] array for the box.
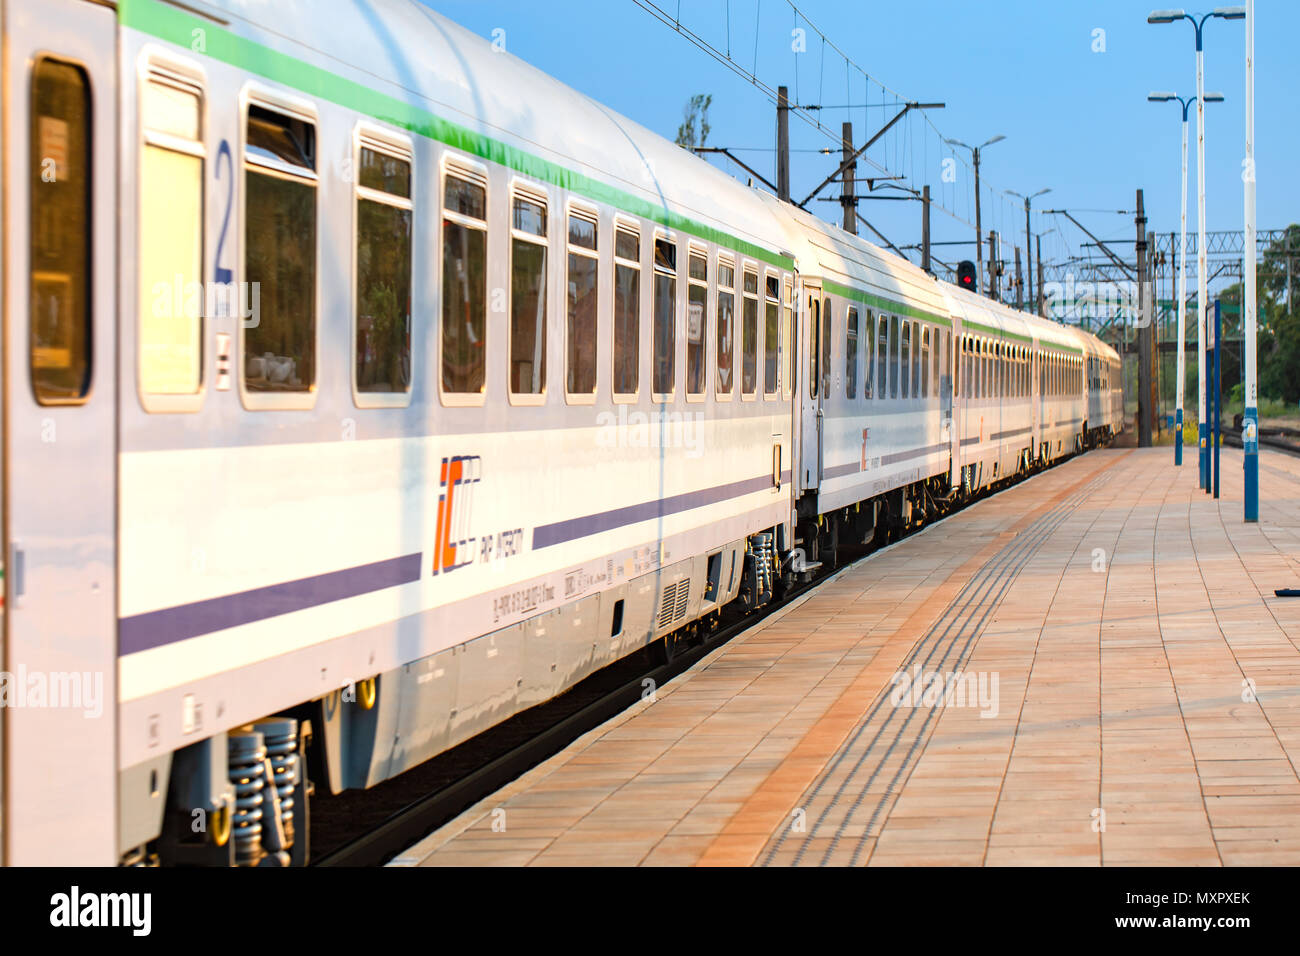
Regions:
[[957, 260, 977, 291]]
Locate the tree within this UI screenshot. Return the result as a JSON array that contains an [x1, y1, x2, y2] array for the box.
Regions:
[[1261, 223, 1300, 309], [675, 93, 712, 149]]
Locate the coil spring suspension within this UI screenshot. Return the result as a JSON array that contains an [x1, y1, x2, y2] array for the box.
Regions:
[[743, 532, 775, 607], [228, 730, 268, 867], [254, 718, 300, 863]]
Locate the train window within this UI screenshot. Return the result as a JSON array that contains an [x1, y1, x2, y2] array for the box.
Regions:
[[441, 166, 487, 396], [912, 321, 922, 398], [942, 329, 951, 398], [244, 103, 317, 397], [741, 268, 758, 395], [354, 142, 413, 399], [565, 209, 599, 399], [888, 315, 899, 399], [31, 59, 93, 404], [716, 259, 735, 396], [139, 73, 203, 403], [932, 328, 942, 398], [821, 297, 833, 399], [968, 337, 976, 399], [652, 237, 676, 398], [686, 250, 707, 397], [783, 278, 793, 399], [863, 309, 874, 399], [809, 295, 820, 400], [920, 327, 931, 398], [509, 190, 548, 397], [764, 275, 780, 396], [613, 226, 640, 397], [846, 307, 859, 399], [899, 321, 910, 400], [876, 314, 888, 400], [980, 339, 988, 399]]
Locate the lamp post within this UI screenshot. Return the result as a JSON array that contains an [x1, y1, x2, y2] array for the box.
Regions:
[[1243, 0, 1258, 522], [945, 135, 1005, 298], [1147, 90, 1223, 468], [1008, 187, 1051, 314], [1148, 6, 1244, 490]]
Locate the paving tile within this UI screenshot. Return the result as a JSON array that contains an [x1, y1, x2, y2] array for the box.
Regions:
[[401, 449, 1300, 867]]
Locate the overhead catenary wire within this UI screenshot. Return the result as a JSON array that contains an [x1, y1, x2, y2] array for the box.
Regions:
[[630, 0, 1066, 264]]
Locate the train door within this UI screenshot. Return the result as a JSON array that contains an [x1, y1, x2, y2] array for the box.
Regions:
[[798, 280, 822, 492], [2, 0, 118, 864]]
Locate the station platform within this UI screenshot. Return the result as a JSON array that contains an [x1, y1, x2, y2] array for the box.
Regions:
[[395, 447, 1300, 866]]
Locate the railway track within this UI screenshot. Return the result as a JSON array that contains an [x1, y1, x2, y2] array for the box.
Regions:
[[311, 448, 1105, 867], [1221, 423, 1300, 458]]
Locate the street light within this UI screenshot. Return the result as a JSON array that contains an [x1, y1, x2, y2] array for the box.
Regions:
[[1008, 187, 1051, 313], [1243, 0, 1258, 522], [1148, 6, 1244, 491], [1148, 90, 1224, 468], [945, 134, 1005, 298]]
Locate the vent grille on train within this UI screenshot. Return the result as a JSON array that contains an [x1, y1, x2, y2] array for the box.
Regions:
[[673, 579, 690, 621], [657, 579, 690, 629]]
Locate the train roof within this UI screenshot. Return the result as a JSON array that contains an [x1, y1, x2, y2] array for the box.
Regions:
[[763, 193, 1118, 360]]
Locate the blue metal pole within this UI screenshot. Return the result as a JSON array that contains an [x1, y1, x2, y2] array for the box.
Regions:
[[1213, 299, 1221, 499], [1203, 335, 1211, 494], [1175, 407, 1184, 465]]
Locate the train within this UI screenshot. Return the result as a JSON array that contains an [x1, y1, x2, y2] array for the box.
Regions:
[[3, 0, 1122, 865]]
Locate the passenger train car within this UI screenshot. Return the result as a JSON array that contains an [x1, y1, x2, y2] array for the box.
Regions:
[[1, 0, 1122, 864]]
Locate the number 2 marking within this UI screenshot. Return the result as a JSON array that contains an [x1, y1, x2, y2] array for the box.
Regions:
[[214, 139, 233, 284]]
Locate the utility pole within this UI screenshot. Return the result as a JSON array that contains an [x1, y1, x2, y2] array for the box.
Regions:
[[921, 184, 932, 274], [1014, 246, 1023, 311], [975, 155, 984, 296], [1025, 204, 1033, 308], [1037, 234, 1045, 317], [988, 230, 999, 301], [1136, 188, 1152, 447], [841, 121, 856, 235], [776, 85, 790, 203]]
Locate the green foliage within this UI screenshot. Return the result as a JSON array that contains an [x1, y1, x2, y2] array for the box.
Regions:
[[675, 93, 712, 149]]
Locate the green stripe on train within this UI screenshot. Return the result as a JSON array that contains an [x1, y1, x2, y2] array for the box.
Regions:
[[118, 0, 792, 270]]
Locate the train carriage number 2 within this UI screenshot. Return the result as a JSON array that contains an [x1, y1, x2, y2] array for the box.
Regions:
[[214, 139, 233, 287]]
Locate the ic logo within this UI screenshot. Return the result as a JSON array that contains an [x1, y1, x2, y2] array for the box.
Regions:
[[434, 455, 481, 575]]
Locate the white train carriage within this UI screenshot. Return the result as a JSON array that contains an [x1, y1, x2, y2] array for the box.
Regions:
[[1, 0, 1122, 866]]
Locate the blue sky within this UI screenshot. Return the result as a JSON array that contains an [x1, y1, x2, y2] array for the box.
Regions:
[[423, 1, 1296, 285]]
